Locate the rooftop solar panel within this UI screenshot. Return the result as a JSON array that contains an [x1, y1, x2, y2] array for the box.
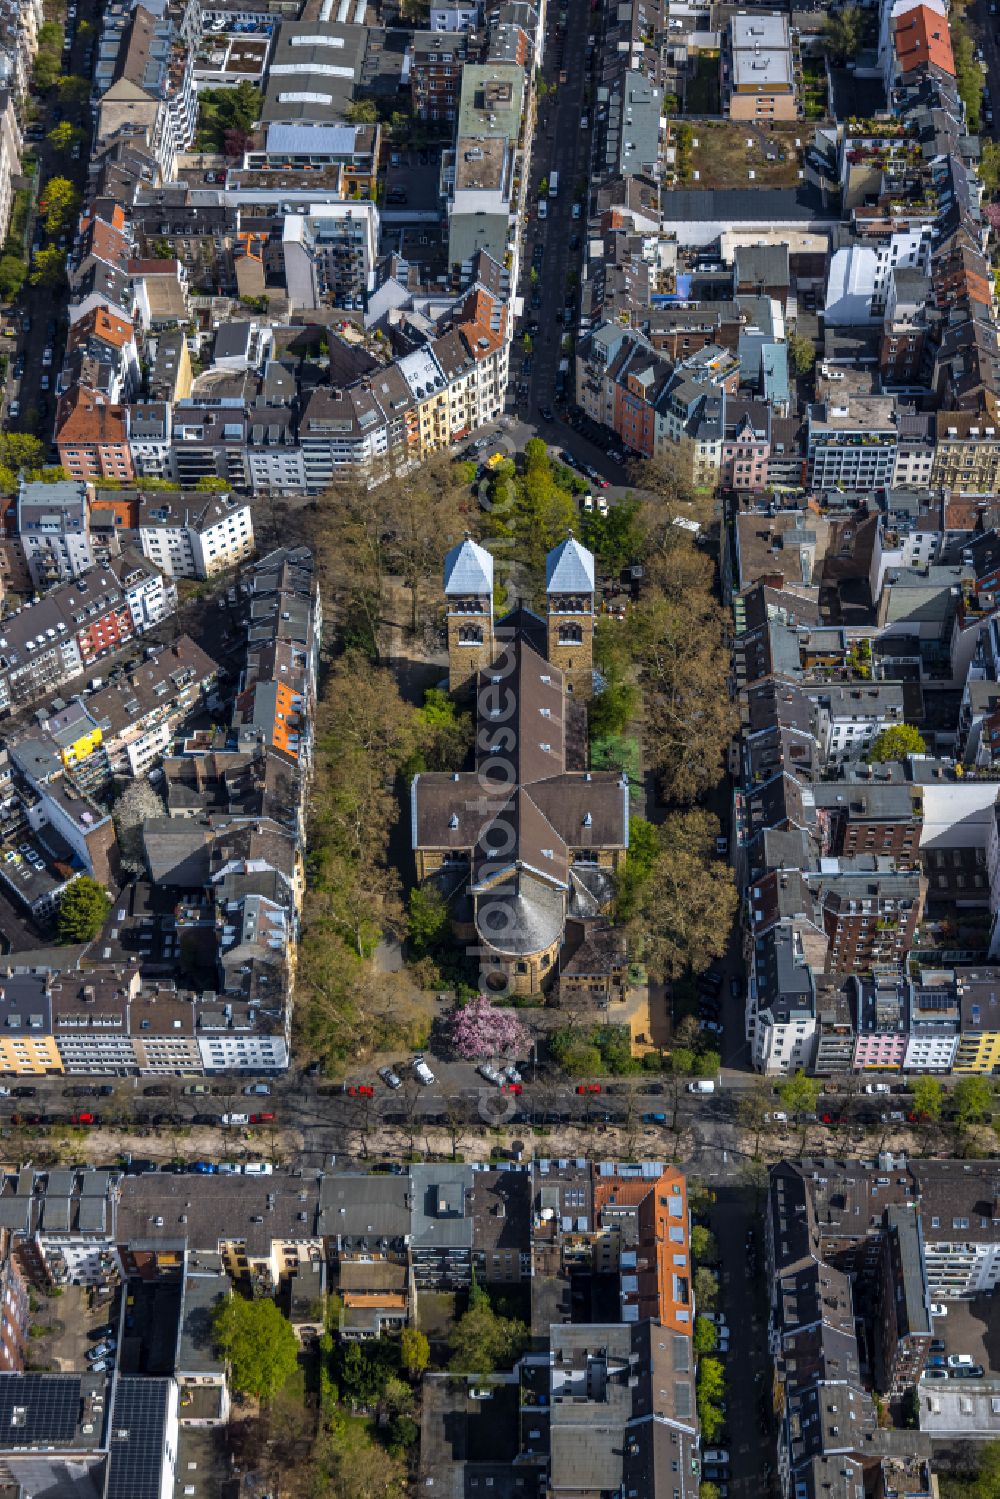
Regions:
[[107, 1378, 169, 1499], [0, 1374, 81, 1445]]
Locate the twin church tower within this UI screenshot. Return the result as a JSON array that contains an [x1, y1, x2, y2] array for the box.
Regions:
[[443, 533, 595, 699]]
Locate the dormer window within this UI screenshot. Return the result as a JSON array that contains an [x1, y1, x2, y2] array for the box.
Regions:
[[583, 812, 593, 827], [449, 813, 459, 829]]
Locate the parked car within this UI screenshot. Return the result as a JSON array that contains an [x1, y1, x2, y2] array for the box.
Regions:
[[143, 1085, 170, 1096], [642, 1112, 667, 1124], [183, 1084, 210, 1095], [925, 1368, 948, 1379], [947, 1354, 974, 1368], [242, 1162, 272, 1175], [864, 1082, 890, 1095], [503, 1063, 522, 1085], [221, 1113, 249, 1126], [688, 1080, 715, 1094], [931, 1303, 948, 1317], [243, 1083, 271, 1096], [72, 1113, 97, 1125], [926, 1355, 946, 1368], [11, 1087, 36, 1098], [952, 1365, 985, 1379], [765, 1111, 789, 1124], [412, 1056, 435, 1086], [250, 1112, 274, 1124], [703, 1451, 730, 1466], [88, 1359, 108, 1373], [347, 1084, 374, 1098], [189, 1162, 217, 1174], [378, 1066, 402, 1089]]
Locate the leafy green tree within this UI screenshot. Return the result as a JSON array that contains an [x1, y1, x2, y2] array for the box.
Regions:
[[697, 1355, 724, 1401], [580, 496, 644, 572], [670, 1047, 697, 1077], [33, 50, 61, 89], [777, 1070, 822, 1116], [194, 476, 229, 492], [613, 816, 660, 922], [697, 1050, 720, 1078], [28, 246, 66, 288], [938, 1440, 1000, 1499], [693, 1266, 718, 1312], [407, 885, 450, 957], [700, 1485, 722, 1499], [57, 75, 90, 107], [0, 255, 25, 303], [409, 686, 471, 773], [400, 1326, 429, 1376], [693, 1315, 717, 1355], [690, 1226, 718, 1265], [47, 121, 80, 153], [589, 675, 637, 739], [346, 98, 379, 123], [448, 1294, 529, 1376], [910, 1075, 943, 1122], [787, 331, 815, 377], [0, 434, 45, 475], [57, 878, 111, 943], [953, 1075, 993, 1128], [218, 80, 260, 133], [40, 176, 79, 234], [980, 140, 1000, 195], [868, 724, 927, 762], [825, 4, 863, 62], [549, 1028, 602, 1076], [211, 1295, 299, 1402]]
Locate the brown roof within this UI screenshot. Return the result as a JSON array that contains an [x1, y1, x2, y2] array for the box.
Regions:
[[56, 387, 129, 445]]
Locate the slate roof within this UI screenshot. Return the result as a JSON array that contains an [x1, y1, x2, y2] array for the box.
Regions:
[[444, 535, 494, 596], [546, 534, 595, 594]]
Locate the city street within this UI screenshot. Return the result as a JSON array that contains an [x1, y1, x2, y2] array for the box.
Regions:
[[513, 0, 592, 426], [4, 0, 98, 445]]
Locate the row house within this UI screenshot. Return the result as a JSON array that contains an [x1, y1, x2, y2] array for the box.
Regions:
[[0, 91, 22, 246], [0, 553, 176, 716], [56, 390, 135, 484], [62, 306, 141, 406], [81, 635, 219, 778], [930, 410, 1000, 494], [91, 488, 255, 580]]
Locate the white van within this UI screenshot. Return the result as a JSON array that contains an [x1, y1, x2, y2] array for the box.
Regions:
[[413, 1056, 436, 1086], [688, 1080, 715, 1094], [538, 199, 548, 219]]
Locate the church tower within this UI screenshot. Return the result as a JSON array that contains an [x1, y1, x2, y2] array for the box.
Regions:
[[546, 533, 595, 699], [444, 534, 495, 696]]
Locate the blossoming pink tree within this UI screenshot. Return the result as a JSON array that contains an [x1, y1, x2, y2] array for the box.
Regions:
[[449, 994, 529, 1060]]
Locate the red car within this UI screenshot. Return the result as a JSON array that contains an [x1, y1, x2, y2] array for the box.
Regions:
[[72, 1113, 96, 1126], [576, 1083, 602, 1095], [348, 1085, 375, 1098], [250, 1112, 275, 1124], [505, 1083, 523, 1095]]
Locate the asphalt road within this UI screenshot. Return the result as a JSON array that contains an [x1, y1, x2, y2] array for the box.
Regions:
[[513, 0, 592, 423], [972, 0, 998, 139], [4, 0, 98, 446]]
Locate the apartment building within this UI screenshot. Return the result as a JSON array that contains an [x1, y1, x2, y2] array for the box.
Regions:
[[807, 398, 899, 490], [282, 202, 379, 312], [725, 13, 796, 122], [16, 481, 94, 591]]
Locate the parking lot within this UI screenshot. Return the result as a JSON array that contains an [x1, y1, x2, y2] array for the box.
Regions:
[[31, 1284, 116, 1374], [928, 1295, 999, 1383]]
